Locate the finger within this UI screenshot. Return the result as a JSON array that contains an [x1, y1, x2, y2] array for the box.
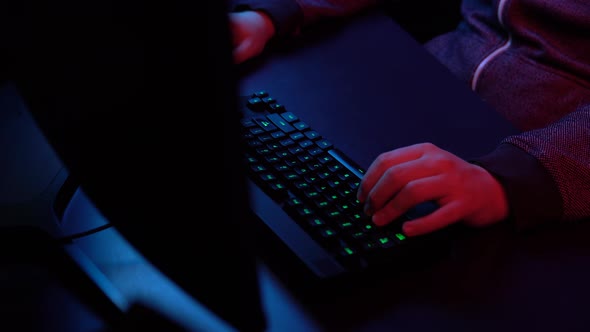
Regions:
[[401, 200, 465, 236], [363, 158, 439, 216], [228, 17, 241, 45], [233, 41, 252, 64], [371, 174, 444, 226], [358, 143, 425, 202]]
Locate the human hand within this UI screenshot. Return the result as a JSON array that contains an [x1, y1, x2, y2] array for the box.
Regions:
[[357, 143, 508, 237], [229, 11, 276, 64]]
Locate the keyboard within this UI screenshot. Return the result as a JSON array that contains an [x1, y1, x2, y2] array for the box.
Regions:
[[239, 90, 455, 285]]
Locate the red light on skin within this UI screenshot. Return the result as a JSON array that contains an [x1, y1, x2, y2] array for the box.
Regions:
[[359, 143, 508, 237]]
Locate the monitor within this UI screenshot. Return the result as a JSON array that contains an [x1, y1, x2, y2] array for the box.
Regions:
[[8, 0, 266, 331]]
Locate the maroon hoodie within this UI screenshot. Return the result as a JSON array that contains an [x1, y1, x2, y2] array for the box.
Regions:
[[230, 0, 590, 232]]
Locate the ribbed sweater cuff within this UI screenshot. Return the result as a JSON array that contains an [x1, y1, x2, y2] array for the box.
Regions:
[[473, 143, 562, 233]]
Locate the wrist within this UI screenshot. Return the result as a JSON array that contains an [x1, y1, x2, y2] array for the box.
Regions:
[[487, 172, 509, 221], [468, 165, 510, 228]]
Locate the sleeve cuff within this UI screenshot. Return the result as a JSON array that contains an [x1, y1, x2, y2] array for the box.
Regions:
[[229, 0, 303, 36], [473, 143, 563, 233]]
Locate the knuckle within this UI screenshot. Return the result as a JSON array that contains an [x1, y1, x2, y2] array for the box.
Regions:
[[419, 142, 437, 151], [425, 153, 454, 170], [382, 167, 397, 182], [375, 151, 390, 164], [435, 155, 453, 168]]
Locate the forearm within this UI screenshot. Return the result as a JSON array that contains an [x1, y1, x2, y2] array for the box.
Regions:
[[475, 104, 590, 232]]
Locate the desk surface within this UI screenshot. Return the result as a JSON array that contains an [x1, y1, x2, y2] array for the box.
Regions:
[[4, 8, 590, 332]]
